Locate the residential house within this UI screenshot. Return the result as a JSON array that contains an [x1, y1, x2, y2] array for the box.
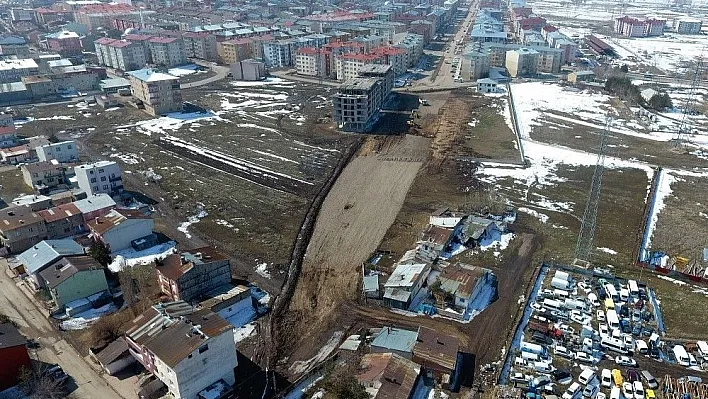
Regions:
[[0, 323, 31, 391], [0, 125, 18, 148], [155, 247, 231, 303], [11, 194, 52, 211], [38, 255, 108, 310], [35, 140, 79, 163], [568, 70, 595, 83], [74, 160, 123, 197], [356, 353, 420, 399], [370, 326, 419, 359], [476, 77, 499, 93], [383, 263, 431, 310], [436, 265, 492, 311], [0, 35, 30, 57], [412, 326, 460, 387], [21, 160, 66, 194], [0, 206, 48, 254], [127, 69, 182, 116], [38, 202, 83, 239], [0, 59, 39, 84], [43, 30, 83, 55], [73, 194, 116, 222], [14, 239, 85, 284], [87, 209, 154, 252], [0, 145, 31, 165], [217, 39, 253, 65], [90, 337, 136, 376], [418, 224, 454, 260], [641, 88, 658, 103], [461, 215, 505, 246], [124, 302, 237, 399]]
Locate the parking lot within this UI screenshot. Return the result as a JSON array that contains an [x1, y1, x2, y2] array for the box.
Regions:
[[501, 264, 708, 399]]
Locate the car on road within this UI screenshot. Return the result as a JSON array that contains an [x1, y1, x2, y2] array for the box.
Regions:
[[47, 365, 69, 385], [615, 356, 637, 367]]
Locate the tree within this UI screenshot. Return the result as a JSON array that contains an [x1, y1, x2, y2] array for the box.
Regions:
[[18, 365, 67, 399], [87, 240, 111, 266], [648, 93, 673, 110], [320, 371, 369, 399], [619, 64, 629, 73]]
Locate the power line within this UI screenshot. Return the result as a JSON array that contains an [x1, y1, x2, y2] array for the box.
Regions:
[[674, 57, 703, 147], [575, 116, 611, 262]]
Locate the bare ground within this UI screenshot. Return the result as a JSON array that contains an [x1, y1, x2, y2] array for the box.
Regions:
[[280, 134, 429, 369]]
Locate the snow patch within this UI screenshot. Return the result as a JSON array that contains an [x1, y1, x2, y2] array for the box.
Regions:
[[108, 241, 177, 273]]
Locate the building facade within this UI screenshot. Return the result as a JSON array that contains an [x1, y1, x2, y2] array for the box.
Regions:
[[614, 16, 666, 37], [156, 247, 231, 302], [87, 209, 153, 252], [95, 38, 148, 72], [127, 69, 182, 116], [74, 160, 123, 197], [332, 76, 390, 133], [0, 206, 48, 253], [182, 32, 218, 61], [36, 140, 79, 163], [231, 59, 266, 81], [21, 161, 66, 193], [38, 203, 83, 239], [148, 37, 187, 67]]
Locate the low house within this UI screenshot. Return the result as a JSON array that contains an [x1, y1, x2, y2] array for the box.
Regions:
[[87, 209, 153, 252], [21, 160, 66, 193], [460, 215, 505, 246], [11, 194, 52, 211], [73, 194, 116, 222], [39, 255, 108, 310], [356, 353, 420, 399], [370, 326, 419, 359], [0, 323, 31, 391], [0, 145, 31, 164], [0, 205, 48, 254], [567, 70, 595, 83], [412, 326, 460, 387], [15, 239, 85, 284], [35, 140, 79, 163], [38, 202, 83, 239], [436, 265, 492, 312], [641, 88, 658, 103], [417, 224, 454, 260], [155, 247, 231, 303], [90, 337, 136, 376], [124, 301, 238, 399], [476, 77, 499, 93], [383, 263, 431, 310]]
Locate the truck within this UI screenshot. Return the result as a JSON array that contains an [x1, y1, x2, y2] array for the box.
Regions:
[[552, 277, 573, 291]]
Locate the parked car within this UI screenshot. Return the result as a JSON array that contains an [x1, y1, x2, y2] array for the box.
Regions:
[[597, 310, 605, 322], [553, 370, 573, 385], [575, 351, 595, 364], [47, 365, 69, 385], [632, 324, 642, 336], [610, 386, 620, 399], [596, 393, 606, 399], [633, 381, 645, 399], [640, 370, 658, 389], [562, 382, 582, 399], [554, 345, 573, 359], [582, 382, 599, 398], [511, 372, 528, 384], [622, 382, 634, 398], [600, 369, 612, 388], [615, 356, 637, 367], [626, 369, 639, 383], [532, 375, 552, 389]]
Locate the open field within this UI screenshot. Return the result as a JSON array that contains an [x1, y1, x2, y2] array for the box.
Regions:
[[282, 134, 428, 369], [11, 78, 354, 290]]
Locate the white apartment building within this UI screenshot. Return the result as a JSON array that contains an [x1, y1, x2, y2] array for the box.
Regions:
[[74, 160, 123, 196], [127, 69, 182, 116], [36, 140, 79, 163], [295, 48, 325, 77], [94, 38, 147, 72], [125, 302, 237, 399], [0, 58, 39, 84], [262, 40, 292, 68], [335, 53, 383, 81], [148, 37, 187, 67], [506, 47, 539, 77]]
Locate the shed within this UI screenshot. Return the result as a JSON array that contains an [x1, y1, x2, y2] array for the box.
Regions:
[[363, 275, 380, 298], [90, 337, 136, 375], [641, 88, 658, 102], [567, 70, 595, 83]]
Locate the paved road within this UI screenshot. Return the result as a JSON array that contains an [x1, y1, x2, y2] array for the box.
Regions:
[[0, 260, 125, 399], [180, 61, 230, 89]]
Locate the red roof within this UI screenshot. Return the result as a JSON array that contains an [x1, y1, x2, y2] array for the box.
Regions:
[[0, 125, 16, 134], [221, 38, 252, 45], [124, 34, 153, 41], [296, 47, 320, 55], [95, 37, 117, 45], [148, 37, 178, 44], [77, 4, 134, 13], [341, 53, 382, 61], [542, 24, 558, 33], [372, 46, 405, 56]]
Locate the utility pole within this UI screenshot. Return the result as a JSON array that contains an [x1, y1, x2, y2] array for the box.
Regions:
[[674, 57, 703, 147], [574, 117, 611, 264]]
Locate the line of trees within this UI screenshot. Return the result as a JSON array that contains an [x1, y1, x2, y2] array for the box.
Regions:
[[604, 76, 673, 111]]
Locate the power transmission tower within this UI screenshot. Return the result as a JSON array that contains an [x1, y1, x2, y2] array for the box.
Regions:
[[674, 57, 703, 147], [575, 117, 611, 263]]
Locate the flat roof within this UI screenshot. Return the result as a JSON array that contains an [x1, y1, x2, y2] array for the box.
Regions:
[[127, 69, 179, 82], [0, 58, 38, 71], [385, 263, 428, 288], [339, 77, 380, 92], [371, 326, 418, 352]]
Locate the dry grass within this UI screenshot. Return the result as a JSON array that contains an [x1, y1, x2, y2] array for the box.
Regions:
[[0, 169, 33, 204]]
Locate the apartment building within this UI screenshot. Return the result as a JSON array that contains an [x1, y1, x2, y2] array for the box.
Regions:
[[614, 16, 666, 37], [0, 59, 39, 84], [506, 47, 539, 77], [358, 64, 394, 94], [295, 47, 327, 77], [0, 205, 47, 253], [155, 247, 231, 303], [335, 53, 384, 81], [94, 38, 148, 72], [21, 161, 66, 193], [127, 69, 182, 116], [217, 39, 253, 65], [36, 140, 79, 163], [73, 4, 145, 30], [332, 76, 390, 133], [43, 31, 83, 55], [673, 18, 702, 34], [38, 203, 83, 239], [0, 36, 30, 57], [484, 43, 562, 73], [148, 37, 187, 67], [123, 34, 154, 63], [371, 46, 406, 76], [125, 302, 237, 399], [464, 50, 491, 80], [182, 32, 218, 61], [74, 160, 123, 197], [0, 125, 17, 149], [262, 40, 292, 67], [393, 33, 424, 68]]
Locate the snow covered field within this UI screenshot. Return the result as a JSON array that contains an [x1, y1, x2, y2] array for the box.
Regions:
[[108, 241, 177, 273]]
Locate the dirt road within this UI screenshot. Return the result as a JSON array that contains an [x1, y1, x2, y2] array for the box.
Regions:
[[279, 135, 429, 371], [0, 259, 126, 399]]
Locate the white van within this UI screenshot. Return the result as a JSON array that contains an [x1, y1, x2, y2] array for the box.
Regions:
[[587, 292, 600, 307], [563, 382, 582, 399], [601, 369, 612, 388], [673, 345, 690, 366], [601, 336, 627, 354], [534, 361, 555, 373], [554, 289, 570, 300], [635, 339, 648, 355], [697, 340, 708, 362], [610, 386, 621, 399], [578, 368, 596, 385], [619, 288, 629, 301], [522, 351, 539, 362]]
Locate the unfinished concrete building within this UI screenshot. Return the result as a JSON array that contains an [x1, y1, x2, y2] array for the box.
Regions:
[[332, 65, 392, 134]]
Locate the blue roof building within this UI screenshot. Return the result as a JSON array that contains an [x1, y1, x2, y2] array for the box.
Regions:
[[371, 326, 419, 359], [16, 239, 85, 285]]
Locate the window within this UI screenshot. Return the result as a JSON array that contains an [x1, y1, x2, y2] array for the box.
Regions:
[[98, 168, 104, 173], [67, 145, 72, 149], [198, 345, 209, 354], [56, 147, 61, 151], [93, 186, 98, 191], [89, 170, 94, 174], [103, 185, 108, 190], [90, 178, 96, 183], [100, 176, 106, 182]]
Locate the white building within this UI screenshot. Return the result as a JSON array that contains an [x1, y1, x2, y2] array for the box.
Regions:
[[382, 263, 432, 309], [476, 78, 499, 93], [262, 40, 292, 68], [125, 302, 237, 399], [74, 160, 123, 196], [147, 37, 187, 67], [94, 37, 148, 72], [127, 69, 182, 116], [87, 209, 154, 252], [36, 140, 79, 163], [0, 58, 39, 84], [674, 18, 702, 34]]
